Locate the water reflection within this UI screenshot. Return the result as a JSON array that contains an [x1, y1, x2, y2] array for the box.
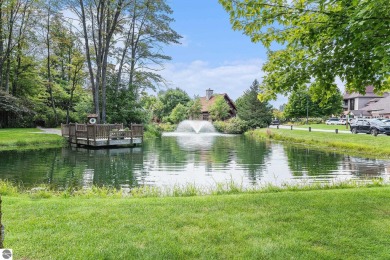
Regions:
[[0, 135, 389, 190], [285, 146, 342, 177]]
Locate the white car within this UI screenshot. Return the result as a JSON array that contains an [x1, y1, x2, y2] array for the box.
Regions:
[[325, 118, 339, 125], [338, 119, 347, 125]]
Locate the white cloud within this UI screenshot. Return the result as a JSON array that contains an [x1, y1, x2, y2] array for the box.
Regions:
[[157, 59, 266, 101]]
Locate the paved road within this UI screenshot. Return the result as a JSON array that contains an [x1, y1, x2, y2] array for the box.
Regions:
[[269, 125, 351, 134]]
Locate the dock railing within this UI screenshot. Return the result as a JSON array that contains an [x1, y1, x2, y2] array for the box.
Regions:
[[61, 123, 143, 143]]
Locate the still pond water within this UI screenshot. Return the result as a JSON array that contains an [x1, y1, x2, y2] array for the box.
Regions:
[[0, 133, 389, 190]]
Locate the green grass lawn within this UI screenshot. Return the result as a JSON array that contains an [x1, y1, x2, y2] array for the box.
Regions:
[[3, 187, 390, 259], [248, 128, 390, 158], [0, 128, 63, 151], [293, 123, 350, 131]]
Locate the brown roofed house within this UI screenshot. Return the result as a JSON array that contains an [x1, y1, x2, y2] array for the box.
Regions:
[[199, 89, 237, 121], [343, 86, 390, 118]]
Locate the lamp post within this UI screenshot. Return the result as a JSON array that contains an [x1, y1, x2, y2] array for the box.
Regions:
[[306, 92, 309, 125]]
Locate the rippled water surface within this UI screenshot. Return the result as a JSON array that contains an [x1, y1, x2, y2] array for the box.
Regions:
[[0, 133, 389, 190]]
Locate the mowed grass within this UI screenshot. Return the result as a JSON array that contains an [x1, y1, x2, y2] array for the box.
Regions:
[[249, 128, 390, 158], [0, 128, 63, 151], [3, 187, 390, 259], [293, 123, 350, 131]]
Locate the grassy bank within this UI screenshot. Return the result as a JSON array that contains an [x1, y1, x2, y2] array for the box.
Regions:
[[0, 128, 64, 151], [248, 128, 390, 158], [3, 186, 390, 259], [293, 123, 350, 131]]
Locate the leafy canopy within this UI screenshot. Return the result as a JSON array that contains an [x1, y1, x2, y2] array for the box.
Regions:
[[284, 88, 342, 118], [209, 96, 231, 121], [156, 88, 191, 119], [219, 0, 390, 99]]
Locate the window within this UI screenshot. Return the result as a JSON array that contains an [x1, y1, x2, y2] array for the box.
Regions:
[[349, 99, 355, 110]]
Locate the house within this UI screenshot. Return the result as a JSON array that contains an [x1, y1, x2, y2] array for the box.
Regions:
[[360, 95, 390, 118], [199, 89, 237, 121], [343, 86, 390, 118]]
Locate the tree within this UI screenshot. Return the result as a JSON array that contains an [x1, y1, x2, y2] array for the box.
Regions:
[[209, 95, 230, 121], [114, 0, 181, 97], [219, 0, 390, 100], [169, 103, 187, 124], [284, 88, 342, 119], [72, 0, 125, 123], [236, 79, 272, 128], [186, 98, 202, 120], [156, 88, 190, 120]]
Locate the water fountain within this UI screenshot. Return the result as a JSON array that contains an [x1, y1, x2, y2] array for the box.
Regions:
[[175, 120, 216, 133]]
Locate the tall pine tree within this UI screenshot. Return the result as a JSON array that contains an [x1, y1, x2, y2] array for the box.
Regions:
[[236, 80, 273, 128]]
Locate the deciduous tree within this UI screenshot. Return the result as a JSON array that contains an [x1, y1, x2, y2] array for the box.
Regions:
[[219, 0, 390, 100], [209, 95, 230, 121]]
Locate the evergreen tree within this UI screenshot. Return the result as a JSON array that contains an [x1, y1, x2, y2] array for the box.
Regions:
[[236, 80, 273, 128]]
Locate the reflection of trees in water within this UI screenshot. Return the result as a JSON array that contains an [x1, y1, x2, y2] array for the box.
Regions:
[[284, 146, 342, 176], [148, 135, 234, 169], [0, 148, 65, 187], [119, 136, 271, 183], [234, 136, 271, 184], [154, 137, 189, 167], [341, 155, 386, 177], [0, 147, 144, 189], [63, 148, 144, 189]]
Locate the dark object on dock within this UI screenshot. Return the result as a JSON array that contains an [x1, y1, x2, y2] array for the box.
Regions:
[[61, 123, 143, 148]]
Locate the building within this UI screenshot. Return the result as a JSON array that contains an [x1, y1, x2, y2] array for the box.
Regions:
[[199, 89, 237, 121], [343, 86, 390, 118]]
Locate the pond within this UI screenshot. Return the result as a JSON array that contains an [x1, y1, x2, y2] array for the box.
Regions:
[[0, 133, 389, 190]]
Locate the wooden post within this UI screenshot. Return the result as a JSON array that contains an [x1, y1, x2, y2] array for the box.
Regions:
[[335, 129, 338, 134], [309, 127, 311, 132], [94, 124, 96, 145], [290, 125, 293, 130]]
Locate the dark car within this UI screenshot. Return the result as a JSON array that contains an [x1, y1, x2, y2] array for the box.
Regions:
[[270, 120, 280, 125], [368, 119, 390, 136], [350, 119, 390, 136], [350, 119, 371, 134]]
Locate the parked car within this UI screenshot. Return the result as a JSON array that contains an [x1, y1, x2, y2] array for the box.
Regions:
[[338, 119, 347, 125], [270, 119, 280, 125], [350, 119, 372, 134], [350, 119, 390, 136], [367, 119, 390, 136], [325, 118, 339, 125]]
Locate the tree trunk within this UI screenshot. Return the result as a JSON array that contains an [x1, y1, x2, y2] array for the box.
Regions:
[[4, 3, 15, 94], [46, 5, 58, 126], [79, 0, 99, 121], [0, 2, 4, 91]]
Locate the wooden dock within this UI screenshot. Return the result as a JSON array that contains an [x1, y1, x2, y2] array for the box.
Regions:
[[61, 123, 143, 148]]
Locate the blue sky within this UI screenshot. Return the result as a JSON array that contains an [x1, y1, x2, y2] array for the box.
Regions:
[[158, 0, 287, 108]]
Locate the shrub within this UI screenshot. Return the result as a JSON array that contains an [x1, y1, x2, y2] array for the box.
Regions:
[[213, 117, 249, 134], [143, 124, 162, 139]]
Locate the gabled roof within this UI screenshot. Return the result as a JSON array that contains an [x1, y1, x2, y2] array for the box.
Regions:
[[361, 95, 390, 114], [349, 110, 372, 117], [199, 93, 236, 113], [343, 86, 381, 100]]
